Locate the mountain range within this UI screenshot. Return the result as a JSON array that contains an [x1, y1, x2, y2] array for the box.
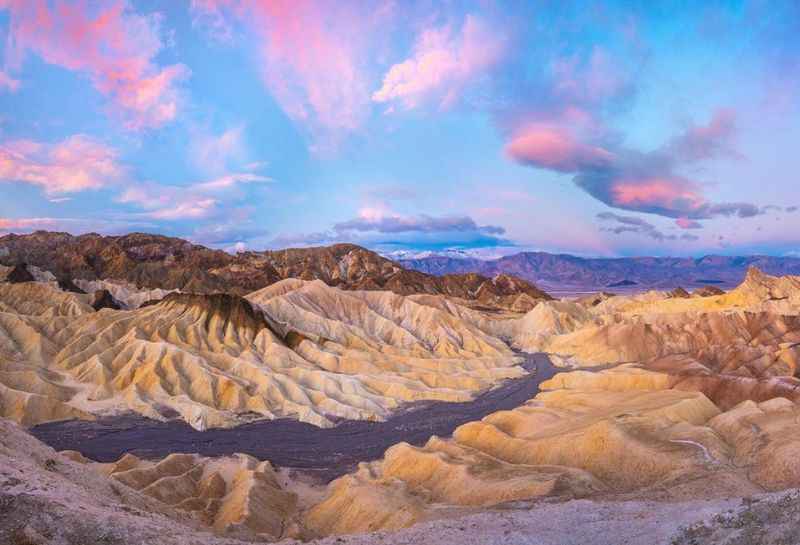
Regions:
[[397, 252, 800, 294], [0, 231, 550, 311]]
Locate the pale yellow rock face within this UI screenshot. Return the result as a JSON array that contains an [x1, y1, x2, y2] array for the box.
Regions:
[[0, 282, 97, 425], [0, 278, 521, 429], [539, 364, 672, 392], [708, 398, 800, 491], [501, 270, 800, 377], [0, 281, 93, 317], [306, 380, 728, 536], [68, 451, 299, 540], [306, 269, 800, 537], [9, 267, 800, 540]]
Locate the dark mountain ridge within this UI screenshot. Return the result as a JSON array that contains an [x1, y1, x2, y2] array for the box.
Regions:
[[0, 231, 549, 310]]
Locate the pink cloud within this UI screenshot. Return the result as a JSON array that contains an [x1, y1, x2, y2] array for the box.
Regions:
[[0, 217, 59, 231], [192, 0, 387, 150], [118, 184, 217, 220], [0, 135, 123, 194], [373, 15, 507, 110], [193, 172, 271, 191], [149, 198, 218, 220], [610, 177, 705, 211], [505, 126, 614, 173], [2, 0, 189, 129], [118, 173, 270, 220]]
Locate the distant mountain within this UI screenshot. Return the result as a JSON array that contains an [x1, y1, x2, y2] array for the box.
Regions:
[[398, 252, 800, 293], [0, 231, 549, 310], [381, 247, 514, 261]]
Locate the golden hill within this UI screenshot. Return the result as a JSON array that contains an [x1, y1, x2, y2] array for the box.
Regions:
[[0, 277, 521, 429]]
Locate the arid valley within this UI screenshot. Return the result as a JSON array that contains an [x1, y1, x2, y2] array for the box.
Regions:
[[2, 232, 800, 544]]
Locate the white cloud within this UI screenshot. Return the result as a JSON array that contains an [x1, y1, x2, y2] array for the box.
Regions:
[[0, 135, 123, 195], [373, 15, 506, 110]]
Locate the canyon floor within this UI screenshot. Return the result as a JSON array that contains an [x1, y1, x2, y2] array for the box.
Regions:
[[30, 353, 556, 481]]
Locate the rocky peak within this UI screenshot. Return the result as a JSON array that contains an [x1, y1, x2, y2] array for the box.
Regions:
[[154, 292, 271, 336], [730, 266, 800, 304], [692, 285, 725, 298], [6, 263, 35, 283], [91, 289, 123, 311], [667, 287, 690, 299]]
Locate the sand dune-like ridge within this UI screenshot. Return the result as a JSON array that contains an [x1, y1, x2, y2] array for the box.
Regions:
[[303, 270, 800, 536], [306, 365, 800, 536], [62, 450, 299, 540], [0, 277, 521, 429]]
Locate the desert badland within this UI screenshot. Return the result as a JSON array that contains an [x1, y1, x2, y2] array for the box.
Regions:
[[1, 232, 800, 544]]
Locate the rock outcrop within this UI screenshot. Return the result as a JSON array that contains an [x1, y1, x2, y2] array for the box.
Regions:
[[0, 231, 549, 311], [0, 417, 301, 544], [0, 414, 776, 545], [91, 289, 123, 311], [64, 450, 300, 540], [5, 263, 35, 283], [305, 371, 751, 536], [693, 285, 725, 297]]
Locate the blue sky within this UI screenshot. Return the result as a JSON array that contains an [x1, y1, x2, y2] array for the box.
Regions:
[[0, 0, 798, 257]]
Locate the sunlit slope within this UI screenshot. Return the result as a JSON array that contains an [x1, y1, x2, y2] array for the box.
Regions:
[[305, 269, 800, 536], [0, 278, 521, 429], [62, 449, 300, 541], [308, 363, 800, 536]]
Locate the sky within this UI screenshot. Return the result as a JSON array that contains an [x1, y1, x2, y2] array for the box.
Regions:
[[0, 0, 798, 257]]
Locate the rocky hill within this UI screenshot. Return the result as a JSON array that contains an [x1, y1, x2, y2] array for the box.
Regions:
[[0, 231, 549, 310], [0, 276, 522, 429]]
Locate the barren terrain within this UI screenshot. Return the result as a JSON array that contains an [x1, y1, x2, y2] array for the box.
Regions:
[[5, 241, 800, 544]]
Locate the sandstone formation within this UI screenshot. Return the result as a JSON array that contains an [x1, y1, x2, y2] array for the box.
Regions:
[[64, 450, 300, 540], [1, 413, 777, 545], [0, 417, 276, 544], [495, 269, 800, 371], [0, 276, 522, 429], [303, 270, 800, 536], [7, 253, 800, 541], [305, 361, 800, 536], [306, 385, 725, 535], [668, 287, 690, 298], [76, 278, 177, 309], [693, 285, 725, 297]]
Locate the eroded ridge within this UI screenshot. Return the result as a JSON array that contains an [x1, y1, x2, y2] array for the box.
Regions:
[[0, 276, 523, 429]]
